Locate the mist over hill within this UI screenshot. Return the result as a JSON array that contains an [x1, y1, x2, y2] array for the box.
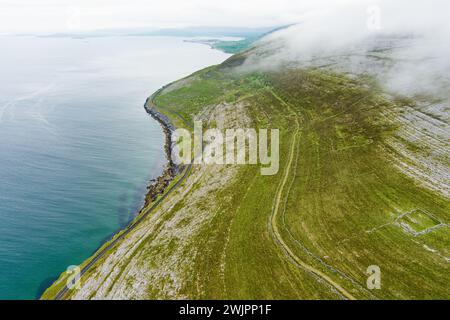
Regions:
[[241, 0, 450, 100]]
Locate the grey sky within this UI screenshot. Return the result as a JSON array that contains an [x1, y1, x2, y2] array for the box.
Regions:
[[0, 0, 361, 33]]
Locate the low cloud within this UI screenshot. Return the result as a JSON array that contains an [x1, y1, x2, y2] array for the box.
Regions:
[[244, 0, 450, 98]]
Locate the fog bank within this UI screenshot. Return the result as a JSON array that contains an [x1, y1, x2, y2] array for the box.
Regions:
[[245, 0, 450, 98]]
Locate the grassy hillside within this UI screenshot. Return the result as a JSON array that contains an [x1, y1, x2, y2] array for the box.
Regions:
[[43, 51, 449, 300]]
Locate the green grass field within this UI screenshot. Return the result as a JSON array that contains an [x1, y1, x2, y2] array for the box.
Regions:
[[153, 64, 450, 299]]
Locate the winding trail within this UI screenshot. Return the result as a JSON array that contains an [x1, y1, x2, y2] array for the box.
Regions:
[[268, 89, 357, 300]]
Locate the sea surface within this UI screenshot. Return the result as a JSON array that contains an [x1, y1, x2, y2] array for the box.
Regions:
[[0, 35, 229, 299]]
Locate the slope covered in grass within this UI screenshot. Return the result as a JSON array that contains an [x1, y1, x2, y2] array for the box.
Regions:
[[43, 47, 449, 300]]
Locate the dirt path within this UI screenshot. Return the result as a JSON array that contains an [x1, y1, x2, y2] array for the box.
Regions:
[[268, 89, 357, 300]]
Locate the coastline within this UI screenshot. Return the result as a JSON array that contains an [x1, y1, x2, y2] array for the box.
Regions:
[[141, 90, 181, 210], [38, 40, 232, 299], [42, 48, 230, 299], [43, 89, 190, 300]]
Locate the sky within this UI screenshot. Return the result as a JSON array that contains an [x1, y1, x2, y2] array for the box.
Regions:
[[0, 0, 366, 33]]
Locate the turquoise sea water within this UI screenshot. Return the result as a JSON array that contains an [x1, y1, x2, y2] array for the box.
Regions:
[[0, 36, 228, 299]]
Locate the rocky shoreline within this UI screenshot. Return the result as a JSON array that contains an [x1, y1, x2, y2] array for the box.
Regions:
[[141, 93, 181, 210]]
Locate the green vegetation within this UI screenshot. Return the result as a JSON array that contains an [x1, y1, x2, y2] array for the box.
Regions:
[[44, 50, 449, 300], [211, 36, 261, 54], [192, 25, 292, 54], [154, 65, 450, 299]]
